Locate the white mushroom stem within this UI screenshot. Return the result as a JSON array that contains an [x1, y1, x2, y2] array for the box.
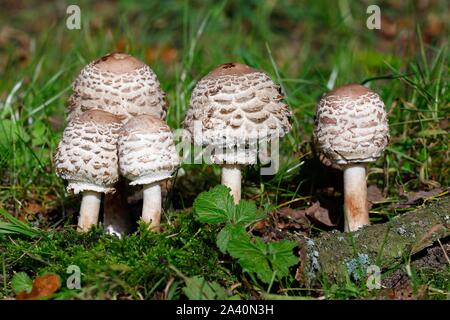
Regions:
[[78, 191, 101, 232], [142, 183, 162, 232], [343, 164, 370, 232], [221, 164, 241, 204]]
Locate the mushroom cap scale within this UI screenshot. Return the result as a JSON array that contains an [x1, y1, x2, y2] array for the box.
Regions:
[[314, 84, 389, 165], [183, 62, 291, 165], [118, 115, 180, 186], [54, 109, 122, 194], [68, 52, 167, 122]]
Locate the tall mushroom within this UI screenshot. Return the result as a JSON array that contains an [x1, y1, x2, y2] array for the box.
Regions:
[[313, 84, 389, 232], [183, 62, 291, 203], [67, 52, 168, 235], [118, 115, 179, 231], [54, 109, 122, 231]]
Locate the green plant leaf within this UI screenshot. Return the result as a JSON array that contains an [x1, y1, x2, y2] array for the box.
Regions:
[[193, 185, 235, 224], [0, 209, 41, 238], [267, 240, 299, 278], [227, 234, 273, 283], [227, 234, 298, 284], [216, 223, 247, 254], [12, 272, 33, 294], [194, 185, 265, 226], [234, 200, 264, 224], [183, 276, 227, 300]]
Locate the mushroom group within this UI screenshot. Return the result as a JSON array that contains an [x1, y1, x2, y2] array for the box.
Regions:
[[55, 53, 390, 235], [55, 52, 177, 234]]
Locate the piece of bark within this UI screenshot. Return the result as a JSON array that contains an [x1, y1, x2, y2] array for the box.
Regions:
[[296, 197, 450, 285]]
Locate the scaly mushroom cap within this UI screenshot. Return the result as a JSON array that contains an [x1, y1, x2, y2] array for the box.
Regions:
[[183, 62, 291, 165], [118, 115, 180, 185], [55, 109, 122, 194], [68, 52, 167, 122], [314, 84, 389, 165]]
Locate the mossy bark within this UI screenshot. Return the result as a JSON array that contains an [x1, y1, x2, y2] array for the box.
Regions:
[[296, 197, 450, 285]]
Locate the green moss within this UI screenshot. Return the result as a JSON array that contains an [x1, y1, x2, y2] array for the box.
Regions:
[[0, 211, 235, 299]]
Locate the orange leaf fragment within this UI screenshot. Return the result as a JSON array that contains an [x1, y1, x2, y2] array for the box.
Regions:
[[16, 274, 61, 300]]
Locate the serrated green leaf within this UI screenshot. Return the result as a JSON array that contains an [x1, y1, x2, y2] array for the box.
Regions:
[[267, 240, 298, 278], [234, 200, 264, 224], [11, 272, 33, 294], [183, 276, 227, 300], [228, 235, 298, 284], [216, 223, 247, 253], [227, 235, 273, 283], [193, 185, 235, 224]]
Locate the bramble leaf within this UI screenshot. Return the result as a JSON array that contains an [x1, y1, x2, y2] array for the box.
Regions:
[[267, 240, 299, 278], [234, 200, 263, 224], [216, 223, 247, 253], [227, 235, 297, 284], [11, 272, 33, 294], [183, 276, 228, 300], [194, 185, 264, 225], [193, 185, 234, 223]]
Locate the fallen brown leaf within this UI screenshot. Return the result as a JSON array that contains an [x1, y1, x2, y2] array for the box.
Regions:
[[305, 201, 338, 227], [425, 13, 444, 37], [400, 188, 444, 205], [277, 207, 307, 220], [379, 283, 428, 300], [160, 46, 178, 65], [16, 274, 61, 300], [115, 37, 128, 52], [367, 185, 384, 204], [145, 46, 178, 65]]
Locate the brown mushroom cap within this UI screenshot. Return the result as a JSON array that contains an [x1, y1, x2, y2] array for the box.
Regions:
[[68, 52, 167, 122], [183, 62, 292, 165], [314, 84, 389, 165], [118, 115, 179, 186], [55, 109, 122, 194], [93, 53, 145, 74]]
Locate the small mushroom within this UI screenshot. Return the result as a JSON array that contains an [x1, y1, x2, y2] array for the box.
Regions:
[[313, 84, 389, 232], [68, 52, 167, 121], [183, 62, 291, 203], [54, 109, 122, 231], [118, 115, 179, 231]]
